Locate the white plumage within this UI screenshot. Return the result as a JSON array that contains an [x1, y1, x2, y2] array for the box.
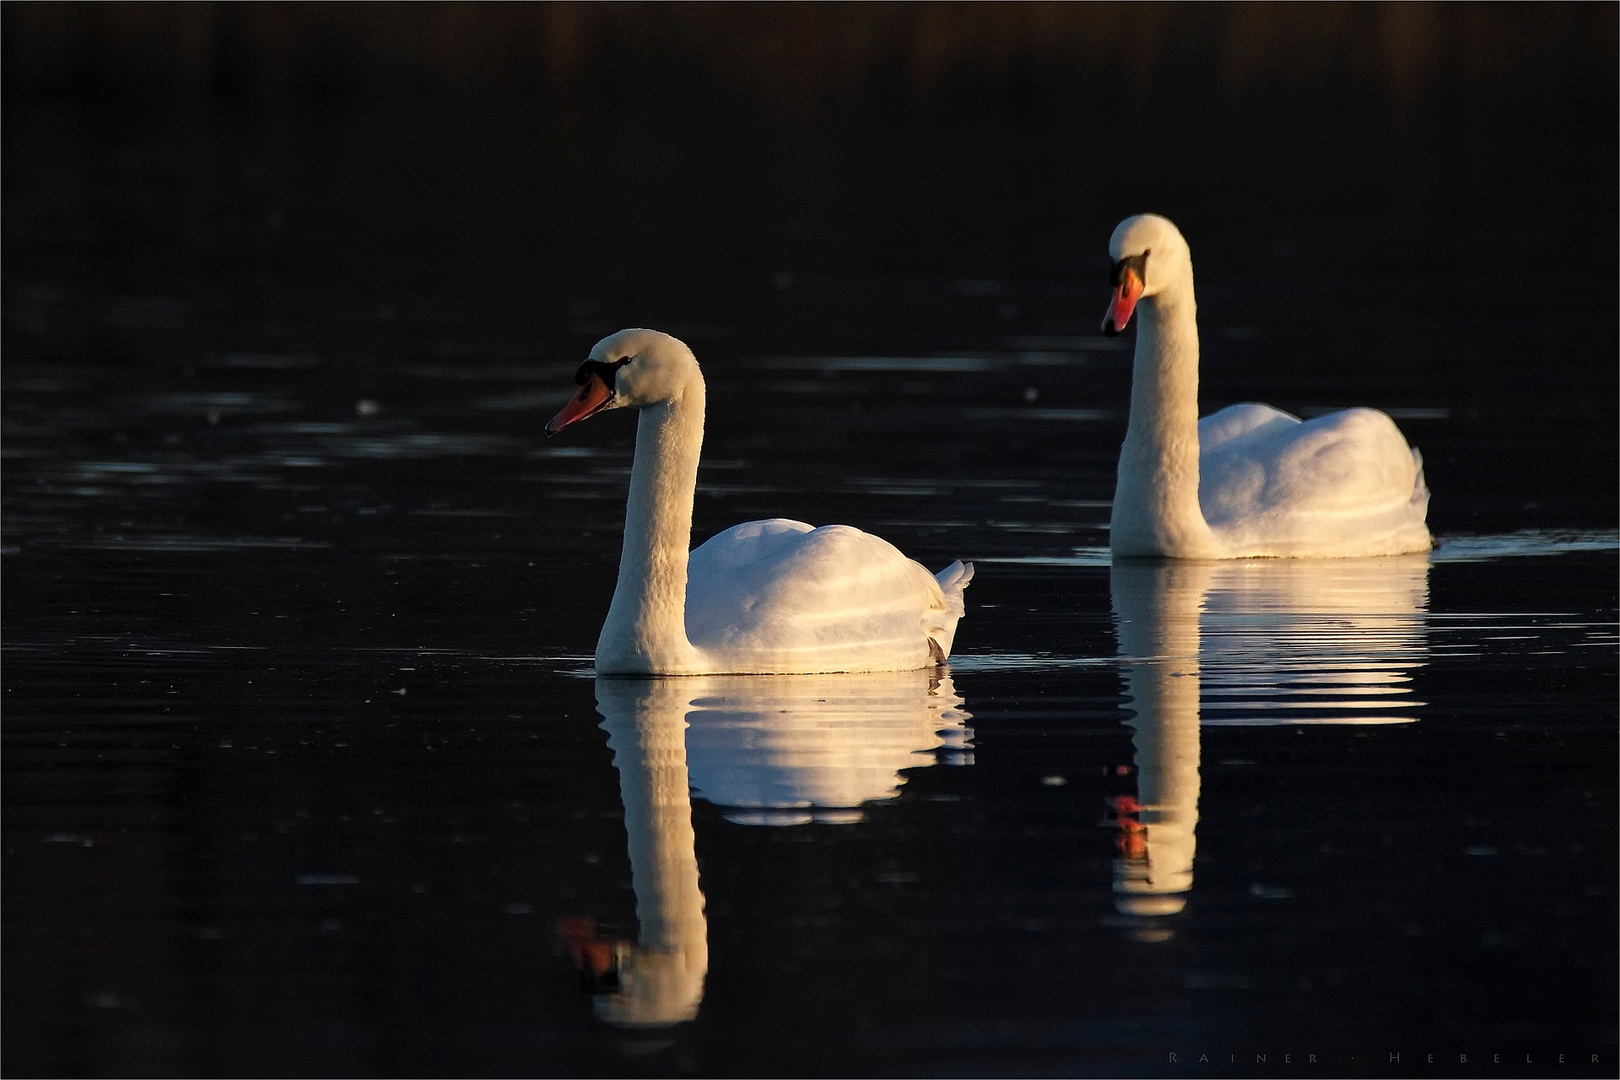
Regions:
[[1197, 403, 1430, 557], [1104, 214, 1432, 559], [687, 518, 970, 673], [547, 329, 972, 676]]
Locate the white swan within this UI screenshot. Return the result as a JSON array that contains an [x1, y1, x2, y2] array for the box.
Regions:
[[1102, 214, 1432, 559], [546, 329, 973, 675]]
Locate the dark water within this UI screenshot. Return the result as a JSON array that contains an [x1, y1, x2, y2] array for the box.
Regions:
[[4, 64, 1617, 1079]]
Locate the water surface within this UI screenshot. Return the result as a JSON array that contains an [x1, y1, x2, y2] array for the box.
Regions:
[[4, 66, 1616, 1078]]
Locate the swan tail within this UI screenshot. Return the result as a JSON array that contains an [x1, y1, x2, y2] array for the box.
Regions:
[[934, 560, 974, 616], [1409, 447, 1436, 550], [927, 560, 974, 661]]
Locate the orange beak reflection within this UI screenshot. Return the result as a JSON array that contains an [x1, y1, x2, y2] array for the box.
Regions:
[[546, 374, 614, 436], [1103, 267, 1144, 336]]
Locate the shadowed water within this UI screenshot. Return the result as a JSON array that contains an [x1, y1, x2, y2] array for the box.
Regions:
[[4, 32, 1617, 1079]]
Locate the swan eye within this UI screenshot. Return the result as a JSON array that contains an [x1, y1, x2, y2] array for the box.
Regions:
[[1110, 251, 1150, 287], [575, 357, 631, 389]]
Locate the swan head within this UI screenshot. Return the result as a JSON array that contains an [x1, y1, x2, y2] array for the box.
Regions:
[[546, 328, 700, 435], [1102, 214, 1192, 336]]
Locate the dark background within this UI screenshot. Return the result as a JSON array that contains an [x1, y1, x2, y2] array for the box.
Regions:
[[4, 5, 1616, 1077], [4, 3, 1616, 532]]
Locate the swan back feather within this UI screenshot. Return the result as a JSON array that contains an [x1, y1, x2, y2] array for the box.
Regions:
[[686, 520, 969, 674], [1198, 404, 1432, 557]]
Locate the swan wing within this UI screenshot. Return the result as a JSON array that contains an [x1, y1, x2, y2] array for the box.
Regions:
[[686, 519, 964, 673], [1199, 406, 1431, 556], [1198, 402, 1300, 454]]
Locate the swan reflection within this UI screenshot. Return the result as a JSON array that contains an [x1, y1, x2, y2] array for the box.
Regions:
[[1109, 556, 1430, 927], [683, 671, 973, 825], [573, 671, 972, 1026]]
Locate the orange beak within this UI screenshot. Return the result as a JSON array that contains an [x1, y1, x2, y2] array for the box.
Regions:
[[545, 374, 613, 436], [1103, 266, 1144, 336]]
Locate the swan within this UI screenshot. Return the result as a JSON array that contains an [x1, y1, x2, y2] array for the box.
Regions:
[[546, 328, 973, 675], [1102, 214, 1432, 559]]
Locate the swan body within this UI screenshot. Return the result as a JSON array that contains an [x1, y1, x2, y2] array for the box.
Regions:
[[547, 329, 972, 676], [1103, 214, 1432, 559], [687, 519, 970, 674]]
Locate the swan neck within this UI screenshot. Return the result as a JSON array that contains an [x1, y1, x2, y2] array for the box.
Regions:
[[598, 382, 705, 673], [1131, 287, 1201, 438], [1112, 271, 1219, 557]]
